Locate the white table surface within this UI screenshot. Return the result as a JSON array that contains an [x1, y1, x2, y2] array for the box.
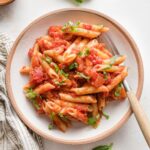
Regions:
[[0, 0, 150, 149]]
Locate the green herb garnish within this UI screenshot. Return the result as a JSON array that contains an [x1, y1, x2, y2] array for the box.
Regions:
[[103, 71, 108, 80], [49, 112, 55, 120], [102, 112, 110, 120], [48, 124, 53, 130], [75, 0, 84, 3], [76, 21, 81, 26], [62, 21, 79, 32], [114, 83, 122, 97], [93, 143, 113, 150], [32, 99, 40, 110], [77, 72, 90, 80], [58, 80, 65, 86], [77, 48, 90, 57], [84, 48, 90, 56], [88, 117, 97, 125], [69, 62, 78, 70], [54, 79, 65, 86], [25, 88, 37, 100], [60, 69, 69, 78], [45, 56, 52, 64], [77, 51, 83, 56], [53, 63, 59, 73], [59, 113, 68, 122], [102, 65, 112, 71], [96, 114, 100, 120]]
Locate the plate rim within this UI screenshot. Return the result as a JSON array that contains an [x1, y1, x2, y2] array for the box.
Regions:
[[6, 8, 144, 145]]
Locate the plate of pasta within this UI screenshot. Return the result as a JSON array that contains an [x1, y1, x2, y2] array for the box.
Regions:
[[6, 8, 144, 144]]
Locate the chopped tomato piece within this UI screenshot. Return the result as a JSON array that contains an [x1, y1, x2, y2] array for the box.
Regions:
[[90, 70, 105, 87], [83, 24, 92, 30], [48, 26, 62, 33], [30, 67, 45, 84], [28, 48, 33, 58], [88, 49, 102, 65], [49, 32, 64, 39], [76, 57, 85, 71], [48, 26, 64, 39]]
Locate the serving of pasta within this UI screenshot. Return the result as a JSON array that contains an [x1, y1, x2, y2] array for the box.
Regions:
[[20, 21, 128, 132]]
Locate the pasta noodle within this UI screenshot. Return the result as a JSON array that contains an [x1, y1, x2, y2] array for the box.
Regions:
[[20, 21, 128, 132]]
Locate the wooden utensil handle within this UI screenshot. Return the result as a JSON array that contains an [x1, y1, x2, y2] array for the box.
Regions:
[[127, 91, 150, 147]]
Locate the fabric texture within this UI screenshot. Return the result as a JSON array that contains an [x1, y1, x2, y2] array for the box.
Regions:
[[0, 33, 43, 150]]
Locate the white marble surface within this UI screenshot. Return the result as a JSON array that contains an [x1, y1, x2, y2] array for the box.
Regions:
[[0, 0, 150, 149]]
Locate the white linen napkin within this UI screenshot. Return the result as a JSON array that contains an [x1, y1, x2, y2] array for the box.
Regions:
[[0, 33, 44, 150]]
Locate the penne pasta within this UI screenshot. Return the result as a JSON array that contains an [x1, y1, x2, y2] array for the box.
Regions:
[[20, 66, 30, 74], [49, 99, 93, 112], [63, 37, 82, 56], [40, 58, 59, 79], [78, 22, 109, 32], [92, 48, 110, 59], [107, 67, 128, 91], [44, 49, 64, 63], [64, 27, 101, 39], [44, 101, 62, 113], [103, 55, 126, 65], [97, 95, 106, 111], [23, 82, 35, 91], [59, 93, 97, 103], [54, 115, 68, 132], [34, 82, 55, 94], [70, 84, 108, 95], [32, 43, 40, 56], [43, 102, 68, 132], [61, 107, 88, 124], [93, 64, 124, 72], [92, 103, 100, 127]]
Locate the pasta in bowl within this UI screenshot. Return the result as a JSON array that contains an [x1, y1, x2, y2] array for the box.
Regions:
[[20, 21, 128, 132], [6, 8, 143, 144]]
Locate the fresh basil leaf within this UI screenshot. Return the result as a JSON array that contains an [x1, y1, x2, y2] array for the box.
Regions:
[[103, 71, 108, 80], [76, 21, 81, 26], [25, 88, 37, 100], [102, 112, 110, 120], [45, 56, 52, 64], [62, 21, 79, 32], [58, 113, 68, 122], [58, 80, 65, 86], [77, 72, 90, 80], [77, 48, 90, 57], [49, 112, 55, 120], [77, 51, 83, 56], [32, 99, 40, 110], [53, 63, 59, 73], [114, 90, 120, 97], [70, 26, 78, 32], [88, 117, 97, 125], [93, 143, 113, 150], [48, 124, 53, 130], [102, 65, 112, 71], [53, 79, 65, 86], [84, 48, 90, 56], [60, 69, 69, 78], [75, 0, 84, 3], [96, 114, 100, 120], [114, 82, 122, 97], [69, 62, 78, 70]]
